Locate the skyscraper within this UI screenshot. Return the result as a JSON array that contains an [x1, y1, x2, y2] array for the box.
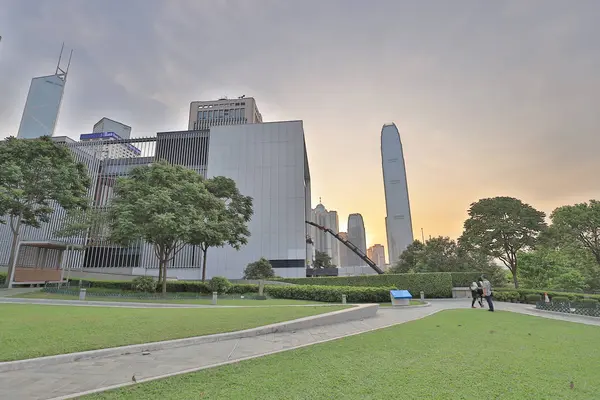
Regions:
[[381, 123, 414, 265], [347, 213, 367, 267], [367, 244, 386, 267], [188, 96, 263, 130], [310, 202, 340, 267], [17, 44, 72, 139]]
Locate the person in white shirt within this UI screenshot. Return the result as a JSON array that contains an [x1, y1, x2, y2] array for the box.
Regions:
[[470, 281, 483, 308], [481, 275, 494, 312]]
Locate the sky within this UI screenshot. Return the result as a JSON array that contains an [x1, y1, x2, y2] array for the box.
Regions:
[[1, 0, 599, 250]]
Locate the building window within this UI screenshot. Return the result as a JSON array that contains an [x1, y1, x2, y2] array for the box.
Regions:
[[240, 108, 245, 117], [219, 110, 224, 118], [208, 110, 213, 119]]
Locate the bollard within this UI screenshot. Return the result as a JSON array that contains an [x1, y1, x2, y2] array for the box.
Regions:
[[342, 294, 347, 304], [420, 291, 425, 301], [79, 288, 87, 301], [212, 292, 218, 305]]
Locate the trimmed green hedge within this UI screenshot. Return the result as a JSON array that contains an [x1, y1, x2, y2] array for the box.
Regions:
[[274, 273, 452, 298], [67, 278, 259, 294], [450, 272, 483, 287], [494, 288, 600, 303], [0, 272, 6, 285], [264, 285, 396, 303]]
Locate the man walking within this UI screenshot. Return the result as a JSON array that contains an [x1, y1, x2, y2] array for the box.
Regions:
[[481, 275, 494, 312]]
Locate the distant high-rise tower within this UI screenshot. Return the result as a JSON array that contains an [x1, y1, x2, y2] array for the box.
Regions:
[[17, 44, 73, 139], [367, 244, 386, 267], [381, 123, 414, 264], [347, 213, 367, 267], [188, 96, 263, 130], [310, 202, 340, 267], [338, 232, 350, 267]]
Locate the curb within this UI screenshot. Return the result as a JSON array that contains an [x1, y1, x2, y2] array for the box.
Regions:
[[0, 304, 378, 373], [386, 301, 431, 309], [0, 297, 348, 308], [48, 307, 442, 400]]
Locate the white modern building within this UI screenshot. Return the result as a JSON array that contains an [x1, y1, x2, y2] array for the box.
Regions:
[[347, 213, 367, 267], [17, 45, 72, 139], [310, 202, 341, 267], [93, 118, 132, 139], [80, 118, 140, 160], [188, 96, 263, 130], [381, 123, 414, 265], [1, 120, 312, 281]]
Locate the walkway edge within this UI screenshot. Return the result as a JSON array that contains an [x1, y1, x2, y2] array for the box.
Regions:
[[49, 308, 443, 400], [0, 304, 377, 373]]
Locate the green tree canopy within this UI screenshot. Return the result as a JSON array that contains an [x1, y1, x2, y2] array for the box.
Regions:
[[314, 250, 333, 268], [550, 200, 600, 265], [0, 136, 90, 286], [459, 196, 547, 288], [192, 176, 253, 281], [109, 161, 222, 293], [243, 257, 275, 280]]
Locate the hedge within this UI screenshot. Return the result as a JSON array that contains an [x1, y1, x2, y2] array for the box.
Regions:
[[264, 285, 396, 303], [0, 272, 6, 285], [450, 272, 483, 287], [67, 278, 259, 294], [494, 288, 600, 303], [274, 273, 453, 298]]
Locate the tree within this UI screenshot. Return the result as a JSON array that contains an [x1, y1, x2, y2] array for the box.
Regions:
[[109, 161, 222, 294], [388, 240, 425, 273], [243, 257, 275, 279], [459, 196, 547, 288], [193, 176, 253, 281], [0, 136, 90, 286], [314, 250, 333, 268], [550, 200, 600, 265], [519, 247, 588, 292]]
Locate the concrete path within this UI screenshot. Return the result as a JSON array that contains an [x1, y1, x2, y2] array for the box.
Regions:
[[1, 300, 599, 400]]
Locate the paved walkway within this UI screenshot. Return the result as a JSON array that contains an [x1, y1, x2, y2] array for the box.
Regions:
[[1, 300, 599, 400]]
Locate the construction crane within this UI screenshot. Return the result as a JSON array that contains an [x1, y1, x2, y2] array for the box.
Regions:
[[305, 220, 384, 275]]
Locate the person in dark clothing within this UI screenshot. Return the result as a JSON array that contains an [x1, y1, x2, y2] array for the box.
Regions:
[[470, 281, 483, 308]]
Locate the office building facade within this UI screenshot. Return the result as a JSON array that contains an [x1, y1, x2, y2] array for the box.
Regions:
[[381, 123, 413, 265], [367, 244, 386, 268], [347, 213, 367, 267], [310, 203, 341, 267], [17, 45, 72, 139], [188, 97, 263, 130], [1, 120, 311, 280]]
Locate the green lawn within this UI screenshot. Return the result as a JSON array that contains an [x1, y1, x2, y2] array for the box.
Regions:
[[86, 310, 600, 400], [12, 291, 323, 306], [0, 304, 347, 361]]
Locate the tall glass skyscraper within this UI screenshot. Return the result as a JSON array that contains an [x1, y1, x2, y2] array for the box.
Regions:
[[381, 123, 414, 265], [17, 45, 72, 139]]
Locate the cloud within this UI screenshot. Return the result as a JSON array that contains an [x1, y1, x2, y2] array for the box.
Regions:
[[1, 0, 599, 242]]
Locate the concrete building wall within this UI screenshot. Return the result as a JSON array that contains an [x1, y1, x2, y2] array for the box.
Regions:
[[189, 97, 263, 130], [205, 121, 310, 279]]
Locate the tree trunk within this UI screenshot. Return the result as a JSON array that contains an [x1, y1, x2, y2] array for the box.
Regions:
[[511, 264, 519, 289], [157, 260, 163, 284], [161, 259, 167, 295], [5, 217, 22, 288], [201, 248, 208, 282]]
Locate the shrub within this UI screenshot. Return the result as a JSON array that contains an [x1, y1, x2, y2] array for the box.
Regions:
[[494, 288, 600, 303], [265, 284, 396, 303], [208, 276, 232, 294], [131, 276, 156, 293], [494, 290, 520, 303], [581, 298, 598, 308], [450, 272, 482, 287], [551, 296, 570, 303], [0, 272, 6, 286], [243, 258, 275, 280], [66, 278, 258, 294], [274, 273, 453, 298], [525, 294, 541, 304]]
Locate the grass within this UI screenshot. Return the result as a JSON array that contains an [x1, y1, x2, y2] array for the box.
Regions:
[[0, 304, 348, 362], [85, 309, 600, 400], [11, 291, 323, 306]]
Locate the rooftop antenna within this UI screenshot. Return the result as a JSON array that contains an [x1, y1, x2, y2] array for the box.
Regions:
[[319, 197, 322, 203], [55, 42, 73, 82]]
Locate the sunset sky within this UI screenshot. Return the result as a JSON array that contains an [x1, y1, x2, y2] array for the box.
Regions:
[[1, 1, 599, 250]]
